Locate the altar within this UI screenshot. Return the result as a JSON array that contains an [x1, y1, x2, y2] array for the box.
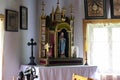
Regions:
[[20, 65, 97, 80], [38, 0, 83, 66]]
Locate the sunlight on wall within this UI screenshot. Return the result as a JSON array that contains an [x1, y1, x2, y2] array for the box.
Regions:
[[0, 14, 4, 80]]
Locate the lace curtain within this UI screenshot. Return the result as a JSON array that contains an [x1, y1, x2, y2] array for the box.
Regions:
[[0, 17, 4, 80], [86, 23, 120, 80]]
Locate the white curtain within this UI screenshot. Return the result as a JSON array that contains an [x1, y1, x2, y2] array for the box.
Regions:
[[87, 23, 120, 80], [0, 18, 4, 80]]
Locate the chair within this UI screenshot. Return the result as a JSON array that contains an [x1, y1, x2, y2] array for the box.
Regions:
[[72, 73, 94, 80]]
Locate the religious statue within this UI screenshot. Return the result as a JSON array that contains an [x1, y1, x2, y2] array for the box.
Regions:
[[73, 47, 76, 58], [58, 32, 66, 58], [45, 43, 53, 58], [44, 43, 50, 53]]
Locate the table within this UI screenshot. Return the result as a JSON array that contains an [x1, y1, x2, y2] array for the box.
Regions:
[[20, 65, 97, 80]]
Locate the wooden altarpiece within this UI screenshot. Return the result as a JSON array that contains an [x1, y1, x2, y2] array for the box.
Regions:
[[39, 1, 83, 66]]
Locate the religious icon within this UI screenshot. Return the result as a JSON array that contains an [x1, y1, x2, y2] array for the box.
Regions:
[[27, 38, 37, 65], [84, 0, 107, 19], [73, 47, 76, 58], [44, 43, 53, 58], [45, 43, 50, 53], [71, 46, 77, 58], [58, 29, 69, 58], [110, 0, 120, 18]]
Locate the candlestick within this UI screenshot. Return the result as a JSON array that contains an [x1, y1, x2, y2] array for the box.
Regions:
[[85, 39, 88, 52], [85, 51, 88, 65]]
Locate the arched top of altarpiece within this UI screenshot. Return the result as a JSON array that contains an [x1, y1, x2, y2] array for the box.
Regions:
[[55, 22, 71, 32]]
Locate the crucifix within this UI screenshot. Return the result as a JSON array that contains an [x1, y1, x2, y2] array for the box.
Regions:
[[27, 38, 37, 65]]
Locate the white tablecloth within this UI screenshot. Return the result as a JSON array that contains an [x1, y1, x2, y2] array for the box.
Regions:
[[20, 65, 97, 80]]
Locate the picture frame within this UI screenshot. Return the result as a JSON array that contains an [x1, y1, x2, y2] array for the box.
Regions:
[[84, 0, 107, 19], [5, 9, 18, 32], [110, 0, 120, 18], [20, 6, 28, 30]]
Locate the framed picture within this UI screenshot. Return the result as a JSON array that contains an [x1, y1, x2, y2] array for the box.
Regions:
[[20, 6, 28, 30], [110, 0, 120, 18], [84, 0, 107, 19], [5, 9, 18, 32]]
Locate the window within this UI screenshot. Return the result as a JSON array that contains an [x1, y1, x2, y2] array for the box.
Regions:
[[85, 22, 120, 74], [0, 14, 4, 80]]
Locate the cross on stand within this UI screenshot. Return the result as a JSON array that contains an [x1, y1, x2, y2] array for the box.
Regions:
[[27, 38, 37, 65]]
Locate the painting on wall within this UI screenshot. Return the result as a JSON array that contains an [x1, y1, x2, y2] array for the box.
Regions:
[[110, 0, 120, 18], [5, 9, 18, 32], [84, 0, 107, 19], [20, 6, 28, 30]]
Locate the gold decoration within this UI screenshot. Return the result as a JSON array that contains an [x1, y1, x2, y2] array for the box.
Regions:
[[41, 1, 45, 18], [70, 4, 74, 20], [45, 43, 50, 53], [61, 7, 66, 21]]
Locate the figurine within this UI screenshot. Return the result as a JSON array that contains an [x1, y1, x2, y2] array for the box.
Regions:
[[73, 47, 76, 58]]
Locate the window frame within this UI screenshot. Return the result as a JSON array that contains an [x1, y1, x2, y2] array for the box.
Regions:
[[83, 19, 120, 64]]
